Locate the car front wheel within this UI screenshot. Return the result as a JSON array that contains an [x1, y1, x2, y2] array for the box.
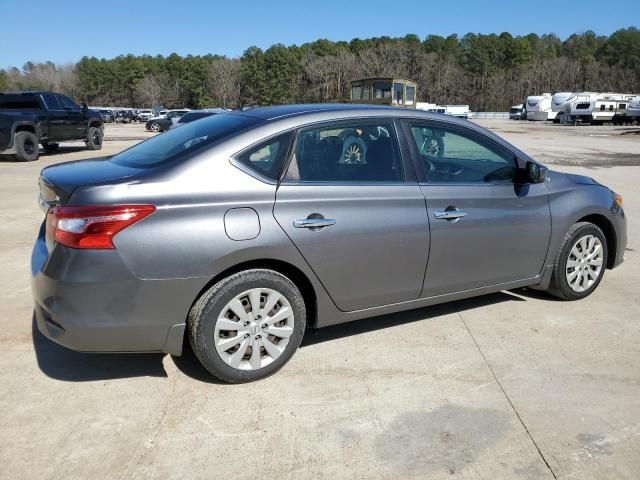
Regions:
[[548, 222, 607, 300], [188, 269, 306, 383]]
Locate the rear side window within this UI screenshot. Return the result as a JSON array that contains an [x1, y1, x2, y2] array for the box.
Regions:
[[42, 94, 61, 110], [0, 95, 40, 109], [110, 114, 262, 168], [285, 121, 404, 183], [235, 131, 294, 180]]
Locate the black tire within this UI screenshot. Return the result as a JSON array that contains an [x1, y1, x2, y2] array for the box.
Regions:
[[188, 269, 306, 383], [149, 122, 160, 132], [42, 142, 59, 153], [14, 131, 40, 162], [86, 126, 103, 150], [547, 222, 608, 300]]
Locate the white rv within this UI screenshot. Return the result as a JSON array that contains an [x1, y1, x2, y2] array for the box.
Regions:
[[526, 93, 556, 121], [566, 92, 638, 123], [551, 92, 573, 113]]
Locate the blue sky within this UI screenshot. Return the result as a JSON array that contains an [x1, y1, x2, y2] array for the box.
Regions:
[[0, 0, 636, 68]]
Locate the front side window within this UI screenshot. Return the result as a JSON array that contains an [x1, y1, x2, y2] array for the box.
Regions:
[[285, 121, 403, 183], [235, 132, 294, 180], [57, 95, 79, 110], [110, 113, 261, 168], [408, 123, 516, 184]]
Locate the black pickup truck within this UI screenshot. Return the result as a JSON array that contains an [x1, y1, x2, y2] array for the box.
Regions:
[[0, 91, 103, 161]]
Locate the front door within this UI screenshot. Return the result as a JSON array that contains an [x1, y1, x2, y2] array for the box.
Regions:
[[274, 119, 429, 311], [57, 95, 86, 139], [403, 120, 551, 297]]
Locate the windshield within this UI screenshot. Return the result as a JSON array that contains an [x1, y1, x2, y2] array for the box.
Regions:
[[110, 113, 261, 168]]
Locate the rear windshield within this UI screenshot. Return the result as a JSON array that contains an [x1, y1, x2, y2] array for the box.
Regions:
[[110, 113, 261, 168], [179, 112, 215, 123]]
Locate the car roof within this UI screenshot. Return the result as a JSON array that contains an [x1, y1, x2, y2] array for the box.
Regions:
[[231, 103, 471, 125]]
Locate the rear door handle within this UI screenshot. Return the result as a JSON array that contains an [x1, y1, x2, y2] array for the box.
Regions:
[[434, 209, 467, 220], [293, 218, 336, 229]]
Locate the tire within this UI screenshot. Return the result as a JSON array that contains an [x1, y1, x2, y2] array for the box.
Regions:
[[188, 269, 306, 383], [42, 142, 59, 153], [149, 122, 160, 132], [547, 222, 608, 300], [86, 126, 103, 150], [14, 131, 39, 162]]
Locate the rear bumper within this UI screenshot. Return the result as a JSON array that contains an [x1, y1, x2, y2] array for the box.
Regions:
[[31, 226, 203, 355]]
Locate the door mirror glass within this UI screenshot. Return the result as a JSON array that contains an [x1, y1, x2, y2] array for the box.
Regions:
[[526, 161, 548, 183]]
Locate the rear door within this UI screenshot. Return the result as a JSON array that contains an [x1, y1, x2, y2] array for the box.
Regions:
[[273, 119, 429, 311], [402, 120, 551, 297]]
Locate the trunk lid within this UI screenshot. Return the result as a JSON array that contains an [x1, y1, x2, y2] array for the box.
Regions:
[[39, 158, 141, 206]]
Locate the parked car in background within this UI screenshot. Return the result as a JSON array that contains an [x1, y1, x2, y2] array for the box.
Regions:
[[0, 91, 103, 161], [98, 109, 113, 123], [509, 104, 525, 120], [169, 108, 226, 130], [137, 109, 154, 122], [32, 104, 626, 383], [145, 109, 191, 132]]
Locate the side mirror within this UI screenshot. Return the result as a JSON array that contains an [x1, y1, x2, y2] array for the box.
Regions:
[[526, 161, 548, 183], [81, 103, 88, 112]]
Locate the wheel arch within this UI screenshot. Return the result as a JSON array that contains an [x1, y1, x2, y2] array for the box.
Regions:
[[186, 258, 318, 328], [577, 213, 617, 269]]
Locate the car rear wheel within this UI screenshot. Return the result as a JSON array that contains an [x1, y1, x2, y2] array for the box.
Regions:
[[548, 222, 607, 300], [14, 131, 40, 162], [188, 269, 306, 383], [149, 122, 160, 132]]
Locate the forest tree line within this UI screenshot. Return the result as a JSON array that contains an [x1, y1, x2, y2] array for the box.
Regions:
[[1, 28, 639, 111]]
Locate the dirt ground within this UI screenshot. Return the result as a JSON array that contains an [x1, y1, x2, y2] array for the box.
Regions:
[[0, 119, 638, 479]]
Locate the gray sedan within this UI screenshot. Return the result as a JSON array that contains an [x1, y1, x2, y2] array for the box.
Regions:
[[32, 104, 627, 382]]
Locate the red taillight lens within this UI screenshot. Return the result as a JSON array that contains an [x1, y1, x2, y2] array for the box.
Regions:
[[46, 205, 156, 249]]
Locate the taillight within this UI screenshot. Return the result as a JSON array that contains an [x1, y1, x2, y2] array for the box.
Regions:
[[46, 205, 156, 249]]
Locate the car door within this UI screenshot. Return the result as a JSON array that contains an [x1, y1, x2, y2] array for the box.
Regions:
[[402, 120, 551, 297], [40, 93, 68, 141], [57, 95, 85, 139], [273, 119, 429, 312]]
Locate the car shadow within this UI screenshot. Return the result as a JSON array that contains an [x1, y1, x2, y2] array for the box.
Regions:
[[301, 290, 529, 347], [32, 289, 543, 383], [32, 314, 168, 382]]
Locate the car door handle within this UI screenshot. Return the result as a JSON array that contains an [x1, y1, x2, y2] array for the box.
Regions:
[[293, 218, 336, 229], [434, 209, 467, 220]]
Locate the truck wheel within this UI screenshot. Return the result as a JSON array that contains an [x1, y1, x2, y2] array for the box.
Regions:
[[86, 127, 103, 150], [42, 142, 59, 153], [14, 131, 40, 162]]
